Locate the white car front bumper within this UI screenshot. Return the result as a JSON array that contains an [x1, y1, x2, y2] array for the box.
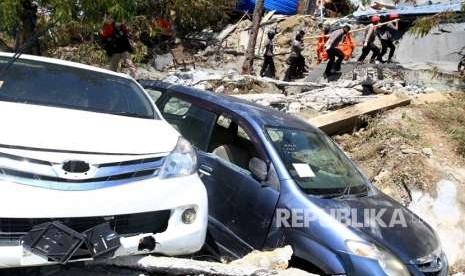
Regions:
[[0, 174, 207, 268]]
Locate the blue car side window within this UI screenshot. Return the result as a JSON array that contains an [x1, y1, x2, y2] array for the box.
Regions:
[[161, 96, 217, 151]]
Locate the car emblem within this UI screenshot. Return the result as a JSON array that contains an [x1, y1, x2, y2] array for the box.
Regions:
[[62, 160, 91, 173]]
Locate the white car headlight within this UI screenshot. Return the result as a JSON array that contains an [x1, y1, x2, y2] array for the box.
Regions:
[[159, 137, 197, 179], [346, 240, 410, 276]]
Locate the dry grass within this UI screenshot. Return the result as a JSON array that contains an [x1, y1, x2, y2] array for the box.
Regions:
[[425, 93, 465, 157], [334, 112, 431, 204]]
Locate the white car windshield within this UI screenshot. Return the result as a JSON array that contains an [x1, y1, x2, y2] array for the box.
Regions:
[[0, 57, 156, 119], [267, 127, 369, 197]]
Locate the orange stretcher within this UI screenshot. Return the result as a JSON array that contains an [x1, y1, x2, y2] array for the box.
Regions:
[[315, 33, 356, 64]]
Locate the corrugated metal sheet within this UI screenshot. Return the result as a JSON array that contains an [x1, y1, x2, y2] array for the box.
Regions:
[[237, 0, 299, 15], [353, 0, 464, 18]]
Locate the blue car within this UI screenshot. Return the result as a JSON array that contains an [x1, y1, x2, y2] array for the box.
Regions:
[[140, 80, 447, 276]]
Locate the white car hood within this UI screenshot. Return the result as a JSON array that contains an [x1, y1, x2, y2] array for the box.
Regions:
[[0, 101, 179, 155]]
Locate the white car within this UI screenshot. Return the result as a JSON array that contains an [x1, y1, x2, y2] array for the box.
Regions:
[[0, 52, 207, 267]]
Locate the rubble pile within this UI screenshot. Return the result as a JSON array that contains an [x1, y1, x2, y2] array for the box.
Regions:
[[136, 12, 453, 120], [142, 61, 439, 116], [235, 86, 370, 113], [195, 14, 321, 78]]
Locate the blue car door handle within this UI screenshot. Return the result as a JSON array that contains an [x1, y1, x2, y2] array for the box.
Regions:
[[199, 164, 213, 176]]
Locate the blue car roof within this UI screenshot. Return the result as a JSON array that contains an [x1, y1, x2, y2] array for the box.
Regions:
[[139, 80, 320, 132]]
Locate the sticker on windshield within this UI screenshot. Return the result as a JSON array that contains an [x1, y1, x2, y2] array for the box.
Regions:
[[0, 80, 4, 89], [292, 163, 315, 178]]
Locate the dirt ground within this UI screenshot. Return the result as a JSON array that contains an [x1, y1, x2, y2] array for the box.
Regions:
[[334, 92, 465, 273], [334, 93, 465, 203]]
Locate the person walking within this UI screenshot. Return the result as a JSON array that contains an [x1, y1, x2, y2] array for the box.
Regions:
[[296, 30, 308, 77], [99, 18, 137, 77], [324, 24, 350, 78], [378, 14, 399, 63], [284, 31, 305, 81], [358, 16, 381, 64], [260, 31, 276, 78]]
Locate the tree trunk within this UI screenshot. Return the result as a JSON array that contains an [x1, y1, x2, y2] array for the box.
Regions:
[[14, 0, 40, 55], [241, 0, 264, 74]]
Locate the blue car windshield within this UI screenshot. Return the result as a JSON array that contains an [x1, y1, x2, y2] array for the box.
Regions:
[[267, 127, 368, 196], [0, 57, 156, 119]]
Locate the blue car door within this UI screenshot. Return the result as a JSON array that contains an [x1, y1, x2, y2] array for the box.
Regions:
[[197, 115, 280, 257], [156, 93, 279, 257]]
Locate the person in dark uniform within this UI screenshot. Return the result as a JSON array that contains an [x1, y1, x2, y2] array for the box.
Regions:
[[284, 32, 305, 81], [358, 16, 381, 64], [296, 30, 308, 77], [324, 24, 350, 78], [260, 31, 276, 78], [99, 18, 136, 77], [378, 14, 399, 63]]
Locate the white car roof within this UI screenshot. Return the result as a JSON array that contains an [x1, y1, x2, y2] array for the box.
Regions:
[[0, 51, 131, 79]]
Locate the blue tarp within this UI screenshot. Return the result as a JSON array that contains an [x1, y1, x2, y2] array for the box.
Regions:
[[237, 0, 299, 15]]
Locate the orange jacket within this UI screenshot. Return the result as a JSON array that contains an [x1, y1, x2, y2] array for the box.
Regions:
[[316, 33, 356, 64]]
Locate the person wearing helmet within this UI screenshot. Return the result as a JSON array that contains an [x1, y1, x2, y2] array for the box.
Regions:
[[377, 13, 399, 63], [324, 24, 351, 78], [260, 31, 276, 78], [358, 15, 381, 64]]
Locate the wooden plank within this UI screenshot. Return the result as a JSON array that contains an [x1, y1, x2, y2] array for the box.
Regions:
[[309, 93, 411, 135], [261, 10, 276, 25]]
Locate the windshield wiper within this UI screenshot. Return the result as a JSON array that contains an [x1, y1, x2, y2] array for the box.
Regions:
[[334, 184, 369, 199], [110, 112, 152, 119], [0, 22, 55, 77]]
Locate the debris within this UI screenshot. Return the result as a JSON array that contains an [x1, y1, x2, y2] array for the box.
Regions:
[[162, 69, 224, 86], [231, 245, 293, 270], [422, 147, 433, 158], [353, 0, 463, 18], [409, 180, 465, 267], [215, 85, 225, 93], [245, 75, 325, 88], [99, 247, 318, 276], [171, 45, 196, 70], [309, 93, 411, 135], [152, 53, 174, 71], [400, 147, 420, 155]]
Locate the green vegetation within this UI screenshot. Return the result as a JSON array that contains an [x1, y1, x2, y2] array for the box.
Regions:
[[409, 11, 457, 37], [0, 0, 235, 57], [409, 2, 464, 37]]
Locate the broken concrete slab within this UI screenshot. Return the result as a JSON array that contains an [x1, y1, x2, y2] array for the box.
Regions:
[[309, 93, 411, 135], [99, 246, 318, 276]]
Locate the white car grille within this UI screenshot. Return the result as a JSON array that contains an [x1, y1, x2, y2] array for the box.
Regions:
[[0, 151, 165, 190]]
